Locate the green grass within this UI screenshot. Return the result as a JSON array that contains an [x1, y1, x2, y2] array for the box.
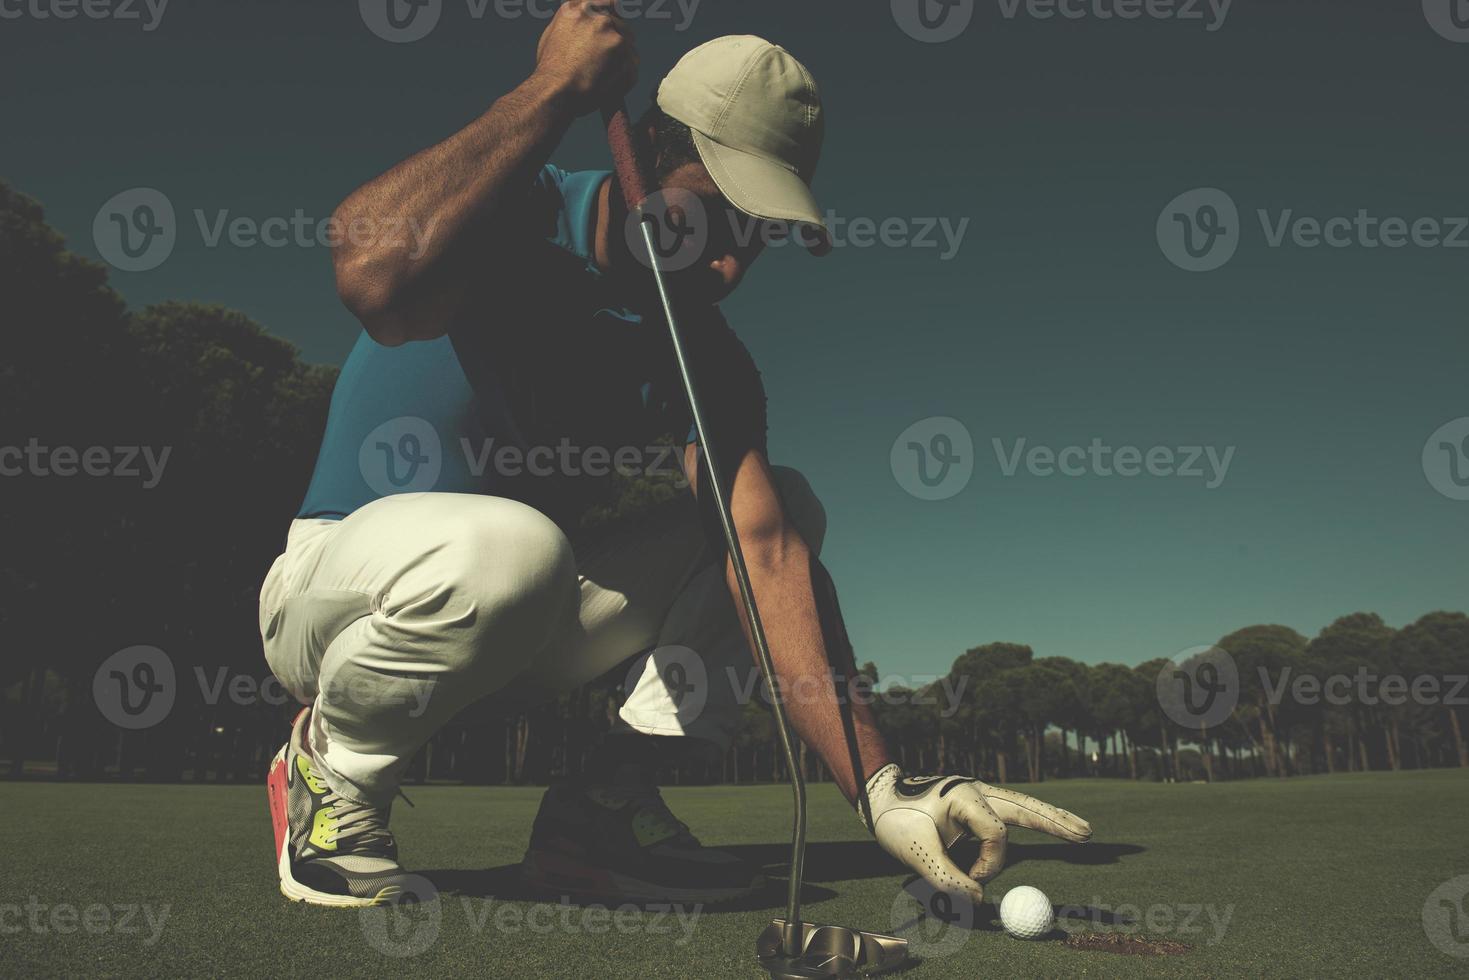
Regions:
[[2, 771, 1467, 977]]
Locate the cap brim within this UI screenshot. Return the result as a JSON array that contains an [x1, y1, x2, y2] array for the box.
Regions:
[[692, 130, 829, 256]]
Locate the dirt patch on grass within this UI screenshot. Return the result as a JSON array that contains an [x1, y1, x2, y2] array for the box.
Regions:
[[1065, 932, 1193, 956]]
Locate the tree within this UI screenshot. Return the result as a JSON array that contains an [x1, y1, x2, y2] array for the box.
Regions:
[[1, 181, 137, 774], [1036, 656, 1088, 776], [1082, 664, 1138, 777], [1, 182, 336, 780], [1391, 612, 1469, 768], [1007, 661, 1078, 782], [1219, 625, 1308, 776], [1304, 614, 1395, 772], [949, 643, 1033, 781]]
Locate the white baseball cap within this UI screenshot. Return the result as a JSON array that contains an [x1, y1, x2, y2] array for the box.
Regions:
[[656, 36, 828, 253]]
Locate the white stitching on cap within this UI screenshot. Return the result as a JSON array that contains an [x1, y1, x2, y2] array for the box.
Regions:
[[708, 41, 764, 137]]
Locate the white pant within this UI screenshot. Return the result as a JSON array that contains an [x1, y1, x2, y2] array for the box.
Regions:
[[258, 468, 825, 805]]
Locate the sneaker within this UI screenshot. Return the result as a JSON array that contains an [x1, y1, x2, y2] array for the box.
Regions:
[[266, 709, 415, 907], [520, 781, 764, 905]]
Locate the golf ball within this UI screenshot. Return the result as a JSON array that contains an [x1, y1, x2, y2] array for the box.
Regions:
[[999, 885, 1055, 940]]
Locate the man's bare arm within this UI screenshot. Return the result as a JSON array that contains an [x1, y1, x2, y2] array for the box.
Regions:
[[685, 444, 1094, 903], [685, 445, 894, 803], [331, 1, 637, 345]]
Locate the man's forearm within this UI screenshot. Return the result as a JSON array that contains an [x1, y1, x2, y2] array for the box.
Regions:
[[331, 72, 579, 344], [727, 529, 892, 803], [699, 446, 893, 805]]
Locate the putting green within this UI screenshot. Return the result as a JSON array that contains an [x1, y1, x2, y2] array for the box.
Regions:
[[1, 770, 1465, 977]]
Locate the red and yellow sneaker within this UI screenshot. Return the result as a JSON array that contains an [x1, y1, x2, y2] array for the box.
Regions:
[[266, 709, 415, 907]]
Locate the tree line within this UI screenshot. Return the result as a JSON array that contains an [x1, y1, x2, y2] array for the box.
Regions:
[[2, 181, 1464, 786], [865, 614, 1467, 785]]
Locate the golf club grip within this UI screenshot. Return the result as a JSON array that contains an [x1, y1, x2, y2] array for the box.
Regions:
[[601, 103, 652, 210]]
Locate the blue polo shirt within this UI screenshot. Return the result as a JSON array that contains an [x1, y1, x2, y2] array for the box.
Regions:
[[297, 165, 766, 533]]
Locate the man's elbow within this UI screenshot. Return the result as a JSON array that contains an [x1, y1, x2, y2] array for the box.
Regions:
[[737, 517, 808, 577], [330, 242, 406, 344], [332, 203, 451, 346]]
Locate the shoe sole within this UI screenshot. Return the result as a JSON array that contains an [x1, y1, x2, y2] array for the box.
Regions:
[[520, 849, 764, 906], [266, 743, 400, 909]]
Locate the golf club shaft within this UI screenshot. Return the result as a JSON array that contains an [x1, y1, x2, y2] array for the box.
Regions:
[[601, 103, 807, 956]]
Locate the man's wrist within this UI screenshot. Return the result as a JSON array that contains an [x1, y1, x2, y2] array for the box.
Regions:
[[855, 762, 902, 833]]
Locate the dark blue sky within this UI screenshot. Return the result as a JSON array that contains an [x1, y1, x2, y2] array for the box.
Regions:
[[5, 0, 1466, 677]]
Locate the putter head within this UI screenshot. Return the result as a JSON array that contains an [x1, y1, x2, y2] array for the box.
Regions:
[[757, 918, 910, 978]]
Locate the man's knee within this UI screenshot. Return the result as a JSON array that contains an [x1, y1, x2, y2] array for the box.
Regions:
[[380, 496, 577, 675]]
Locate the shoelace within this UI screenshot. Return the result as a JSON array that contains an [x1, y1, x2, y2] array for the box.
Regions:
[[300, 726, 410, 854], [321, 791, 396, 853], [603, 784, 699, 847]]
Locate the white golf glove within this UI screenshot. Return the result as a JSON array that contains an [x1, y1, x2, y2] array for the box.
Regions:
[[858, 764, 1092, 902]]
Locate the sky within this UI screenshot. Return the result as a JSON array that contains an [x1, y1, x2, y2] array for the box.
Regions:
[[4, 0, 1467, 679]]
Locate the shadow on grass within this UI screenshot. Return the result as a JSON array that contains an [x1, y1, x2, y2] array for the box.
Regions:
[[420, 864, 836, 913], [419, 839, 1135, 913], [964, 839, 1146, 869], [721, 840, 907, 882], [729, 838, 1141, 882]]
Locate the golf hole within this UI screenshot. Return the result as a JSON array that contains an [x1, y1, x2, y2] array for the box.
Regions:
[[1066, 933, 1193, 956]]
